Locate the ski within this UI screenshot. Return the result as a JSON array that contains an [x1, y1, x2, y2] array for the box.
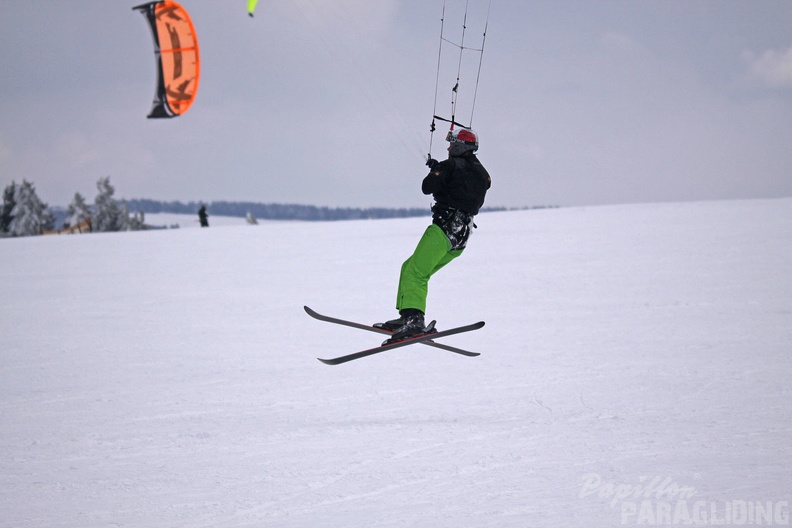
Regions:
[[314, 319, 485, 365], [304, 306, 481, 358]]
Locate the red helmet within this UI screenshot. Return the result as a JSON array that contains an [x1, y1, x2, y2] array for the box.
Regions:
[[446, 127, 479, 156]]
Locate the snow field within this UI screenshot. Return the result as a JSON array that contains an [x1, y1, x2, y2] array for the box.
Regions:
[[1, 198, 790, 527]]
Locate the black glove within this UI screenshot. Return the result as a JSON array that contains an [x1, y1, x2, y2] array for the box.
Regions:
[[426, 157, 439, 169]]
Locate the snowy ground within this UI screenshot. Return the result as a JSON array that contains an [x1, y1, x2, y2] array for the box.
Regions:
[[1, 198, 791, 527]]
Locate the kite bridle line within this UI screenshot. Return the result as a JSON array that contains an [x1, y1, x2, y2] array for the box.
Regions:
[[428, 0, 491, 160], [428, 1, 446, 158], [469, 0, 491, 128]]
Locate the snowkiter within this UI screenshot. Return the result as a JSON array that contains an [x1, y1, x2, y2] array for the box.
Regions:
[[377, 127, 491, 340]]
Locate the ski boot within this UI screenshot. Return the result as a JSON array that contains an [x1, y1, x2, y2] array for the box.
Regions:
[[380, 309, 436, 344], [374, 315, 406, 332]]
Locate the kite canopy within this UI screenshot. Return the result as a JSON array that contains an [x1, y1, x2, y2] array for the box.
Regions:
[[133, 1, 200, 118]]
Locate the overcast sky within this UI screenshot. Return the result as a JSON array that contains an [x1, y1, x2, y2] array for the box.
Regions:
[[1, 0, 791, 209]]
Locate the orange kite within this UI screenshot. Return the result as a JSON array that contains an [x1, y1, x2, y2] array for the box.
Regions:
[[133, 1, 200, 118]]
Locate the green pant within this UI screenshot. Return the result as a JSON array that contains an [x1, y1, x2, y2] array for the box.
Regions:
[[396, 224, 464, 314]]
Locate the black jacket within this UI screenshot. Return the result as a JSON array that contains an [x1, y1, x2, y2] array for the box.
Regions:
[[422, 153, 491, 216], [421, 153, 491, 250]]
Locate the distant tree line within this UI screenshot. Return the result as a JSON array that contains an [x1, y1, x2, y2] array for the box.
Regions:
[[124, 199, 438, 222], [1, 176, 552, 239], [123, 200, 547, 222]]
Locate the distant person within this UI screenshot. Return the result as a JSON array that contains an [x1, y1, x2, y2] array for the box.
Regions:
[[198, 204, 209, 227], [376, 127, 491, 341]]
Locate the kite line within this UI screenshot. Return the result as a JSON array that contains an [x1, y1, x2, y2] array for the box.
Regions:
[[428, 0, 491, 159]]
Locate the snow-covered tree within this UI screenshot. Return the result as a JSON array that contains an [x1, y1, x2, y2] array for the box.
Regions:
[[117, 200, 131, 231], [8, 180, 53, 236], [41, 207, 56, 232], [1, 181, 17, 234], [66, 192, 92, 231], [127, 208, 145, 231], [93, 176, 122, 232]]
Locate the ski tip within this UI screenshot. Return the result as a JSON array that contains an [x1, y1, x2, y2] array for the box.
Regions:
[[317, 357, 347, 366]]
